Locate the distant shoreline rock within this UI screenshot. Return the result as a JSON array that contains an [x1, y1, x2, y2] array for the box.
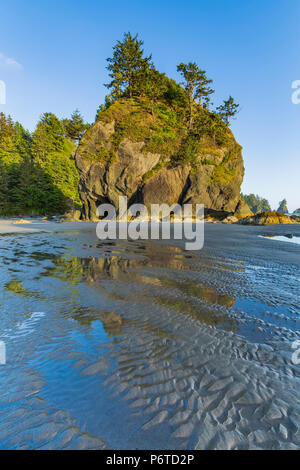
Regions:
[[238, 211, 299, 226]]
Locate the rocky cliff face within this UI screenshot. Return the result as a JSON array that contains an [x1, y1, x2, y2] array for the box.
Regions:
[[75, 98, 245, 219]]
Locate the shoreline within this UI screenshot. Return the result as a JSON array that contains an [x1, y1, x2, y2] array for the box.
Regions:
[[0, 218, 97, 234], [1, 217, 300, 235]]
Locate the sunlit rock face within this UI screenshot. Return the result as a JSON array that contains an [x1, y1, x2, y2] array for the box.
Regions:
[[75, 98, 245, 220]]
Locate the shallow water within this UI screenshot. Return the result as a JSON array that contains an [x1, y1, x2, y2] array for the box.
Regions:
[[261, 235, 300, 245], [0, 224, 299, 449]]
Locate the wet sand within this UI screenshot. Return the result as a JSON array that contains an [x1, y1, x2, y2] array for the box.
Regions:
[[0, 218, 97, 234], [0, 221, 299, 449]]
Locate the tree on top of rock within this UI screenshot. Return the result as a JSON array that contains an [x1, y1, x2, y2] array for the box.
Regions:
[[277, 199, 289, 214], [105, 32, 152, 99], [177, 62, 214, 130], [217, 96, 240, 125], [242, 193, 271, 213]]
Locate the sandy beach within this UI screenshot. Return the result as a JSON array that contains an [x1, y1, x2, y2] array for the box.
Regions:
[[0, 221, 299, 449], [0, 218, 98, 234]]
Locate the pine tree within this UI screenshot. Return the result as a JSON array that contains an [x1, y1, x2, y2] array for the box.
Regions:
[[63, 109, 89, 143], [177, 62, 214, 129], [105, 32, 152, 99], [14, 122, 32, 157], [32, 113, 65, 160], [31, 112, 79, 212], [0, 112, 15, 142], [277, 199, 289, 214], [217, 96, 240, 125]]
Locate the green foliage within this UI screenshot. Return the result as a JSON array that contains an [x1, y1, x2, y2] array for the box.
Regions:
[[112, 120, 131, 149], [135, 67, 169, 115], [242, 193, 271, 213], [0, 111, 81, 216], [171, 108, 235, 166], [95, 95, 116, 120], [105, 32, 152, 99], [277, 198, 289, 214], [142, 160, 167, 182], [194, 109, 231, 146], [163, 78, 188, 110], [177, 62, 214, 129], [173, 135, 200, 165], [92, 86, 238, 181], [0, 112, 15, 142], [216, 96, 240, 125], [62, 109, 89, 142], [99, 32, 240, 158], [82, 146, 117, 165], [143, 103, 181, 155], [92, 97, 183, 161], [211, 165, 236, 184], [31, 113, 65, 160]]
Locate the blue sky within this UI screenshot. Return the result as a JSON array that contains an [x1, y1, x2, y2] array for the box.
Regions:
[[0, 0, 299, 211]]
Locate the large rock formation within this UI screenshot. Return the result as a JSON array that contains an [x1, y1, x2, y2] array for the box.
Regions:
[[75, 98, 245, 219]]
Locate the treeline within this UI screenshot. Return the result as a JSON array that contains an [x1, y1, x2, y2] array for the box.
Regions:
[[0, 32, 241, 216], [242, 194, 271, 213], [242, 194, 290, 214], [0, 110, 89, 216]]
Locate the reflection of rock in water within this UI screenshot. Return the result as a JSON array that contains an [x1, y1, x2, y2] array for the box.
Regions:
[[153, 296, 236, 330], [43, 243, 238, 332], [65, 304, 124, 337], [5, 279, 47, 300], [83, 256, 142, 282], [0, 229, 299, 449], [101, 311, 123, 337], [160, 279, 236, 308]]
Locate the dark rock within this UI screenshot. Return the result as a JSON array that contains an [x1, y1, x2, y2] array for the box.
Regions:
[[75, 99, 245, 219]]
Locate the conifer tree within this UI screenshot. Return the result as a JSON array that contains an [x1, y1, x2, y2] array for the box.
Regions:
[[105, 32, 152, 99], [63, 109, 89, 142], [177, 62, 214, 129], [277, 199, 289, 214], [216, 96, 240, 125], [32, 112, 65, 160]]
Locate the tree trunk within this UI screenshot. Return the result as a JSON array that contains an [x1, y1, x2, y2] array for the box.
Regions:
[[188, 91, 193, 130], [128, 74, 132, 99]]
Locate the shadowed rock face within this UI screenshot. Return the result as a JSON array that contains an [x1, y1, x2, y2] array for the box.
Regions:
[[75, 101, 245, 220]]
